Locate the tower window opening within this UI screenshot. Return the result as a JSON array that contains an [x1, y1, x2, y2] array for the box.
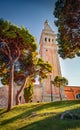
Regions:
[[52, 39, 54, 42], [45, 37, 47, 42], [49, 38, 50, 42]]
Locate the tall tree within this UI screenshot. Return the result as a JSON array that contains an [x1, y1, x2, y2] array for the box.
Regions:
[[0, 18, 37, 111], [15, 51, 38, 105], [0, 19, 52, 110], [54, 0, 80, 58], [15, 56, 52, 105], [52, 76, 68, 100]]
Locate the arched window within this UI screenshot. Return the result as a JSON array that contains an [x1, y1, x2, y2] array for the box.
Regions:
[[45, 37, 47, 42], [48, 38, 50, 42], [76, 93, 80, 99]]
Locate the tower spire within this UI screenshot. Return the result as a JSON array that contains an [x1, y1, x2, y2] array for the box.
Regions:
[[43, 20, 54, 33]]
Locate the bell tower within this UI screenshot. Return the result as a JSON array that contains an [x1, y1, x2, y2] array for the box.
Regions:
[[39, 20, 61, 101]]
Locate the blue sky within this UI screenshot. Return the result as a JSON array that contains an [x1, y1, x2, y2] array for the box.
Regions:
[[0, 0, 80, 86]]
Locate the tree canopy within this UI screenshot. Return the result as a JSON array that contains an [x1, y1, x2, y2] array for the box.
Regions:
[[0, 18, 37, 85], [52, 76, 68, 88], [0, 18, 52, 110], [52, 76, 68, 100], [54, 0, 80, 59], [0, 18, 37, 111]]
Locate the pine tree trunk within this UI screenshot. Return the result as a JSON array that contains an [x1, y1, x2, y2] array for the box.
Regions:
[[59, 87, 62, 101], [7, 63, 14, 111], [16, 77, 28, 105]]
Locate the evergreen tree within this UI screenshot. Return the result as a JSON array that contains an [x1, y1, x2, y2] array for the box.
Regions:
[[0, 19, 52, 110], [54, 0, 80, 58], [15, 56, 52, 105], [52, 76, 68, 100], [0, 18, 37, 111]]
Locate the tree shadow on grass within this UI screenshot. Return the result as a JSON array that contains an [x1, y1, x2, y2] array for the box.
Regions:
[[17, 114, 80, 130], [0, 100, 80, 129], [18, 107, 80, 130], [0, 108, 7, 115]]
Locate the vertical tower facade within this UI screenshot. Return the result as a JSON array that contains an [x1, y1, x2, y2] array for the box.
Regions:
[[39, 20, 61, 101]]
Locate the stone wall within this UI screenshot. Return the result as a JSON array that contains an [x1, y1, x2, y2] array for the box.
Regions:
[[0, 85, 25, 108], [0, 86, 8, 108], [0, 84, 42, 108], [1, 85, 80, 108], [32, 84, 42, 102]]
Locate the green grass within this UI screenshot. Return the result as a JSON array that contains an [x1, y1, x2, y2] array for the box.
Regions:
[[0, 100, 80, 130]]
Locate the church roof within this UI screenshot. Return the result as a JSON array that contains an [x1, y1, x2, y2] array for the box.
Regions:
[[43, 20, 55, 34]]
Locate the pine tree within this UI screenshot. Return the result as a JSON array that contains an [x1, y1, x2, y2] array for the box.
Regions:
[[54, 0, 80, 58]]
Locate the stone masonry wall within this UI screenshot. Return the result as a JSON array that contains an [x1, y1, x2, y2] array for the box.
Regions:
[[0, 86, 8, 108], [0, 85, 25, 108]]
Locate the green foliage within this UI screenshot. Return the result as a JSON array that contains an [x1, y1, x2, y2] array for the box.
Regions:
[[36, 58, 53, 82], [24, 87, 33, 103], [0, 18, 38, 110], [52, 76, 68, 88], [0, 18, 52, 110], [54, 0, 80, 58], [23, 78, 34, 103], [52, 76, 68, 100], [0, 18, 38, 85], [0, 18, 52, 86]]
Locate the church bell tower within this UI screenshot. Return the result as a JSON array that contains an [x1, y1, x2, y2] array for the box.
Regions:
[[39, 20, 61, 101]]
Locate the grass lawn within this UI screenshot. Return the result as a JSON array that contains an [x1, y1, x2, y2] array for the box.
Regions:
[[0, 100, 80, 130]]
